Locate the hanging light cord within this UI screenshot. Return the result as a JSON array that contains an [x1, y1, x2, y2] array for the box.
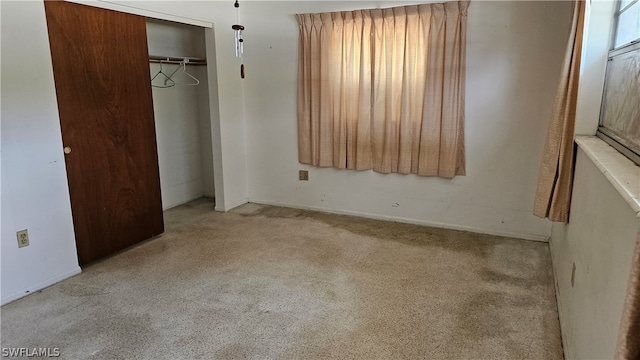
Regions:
[[235, 0, 240, 24]]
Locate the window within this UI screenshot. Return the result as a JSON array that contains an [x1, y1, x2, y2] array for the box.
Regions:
[[296, 2, 469, 178], [597, 0, 640, 165]]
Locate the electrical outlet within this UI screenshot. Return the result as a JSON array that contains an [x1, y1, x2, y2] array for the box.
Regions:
[[17, 229, 29, 248], [299, 170, 309, 181]]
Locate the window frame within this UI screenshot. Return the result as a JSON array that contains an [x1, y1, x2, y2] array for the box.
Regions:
[[596, 0, 640, 166]]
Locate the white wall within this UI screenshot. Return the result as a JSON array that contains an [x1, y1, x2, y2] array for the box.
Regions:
[[147, 20, 215, 209], [147, 19, 206, 59], [242, 1, 573, 241], [151, 63, 213, 209], [1, 1, 81, 305], [551, 149, 640, 359]]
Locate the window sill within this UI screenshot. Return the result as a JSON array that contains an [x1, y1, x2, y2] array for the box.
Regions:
[[575, 135, 640, 217]]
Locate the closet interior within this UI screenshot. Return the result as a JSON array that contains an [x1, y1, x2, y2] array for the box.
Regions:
[[146, 18, 216, 210]]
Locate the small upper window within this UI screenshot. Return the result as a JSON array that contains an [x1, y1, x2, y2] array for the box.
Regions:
[[613, 0, 640, 48]]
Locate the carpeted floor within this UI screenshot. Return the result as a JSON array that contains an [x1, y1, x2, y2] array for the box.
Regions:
[[1, 198, 563, 359]]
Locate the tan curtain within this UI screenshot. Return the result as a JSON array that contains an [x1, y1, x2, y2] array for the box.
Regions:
[[533, 0, 585, 222], [615, 231, 640, 360], [297, 1, 469, 179]]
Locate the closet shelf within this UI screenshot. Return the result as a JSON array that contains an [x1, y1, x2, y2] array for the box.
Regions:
[[149, 55, 207, 66]]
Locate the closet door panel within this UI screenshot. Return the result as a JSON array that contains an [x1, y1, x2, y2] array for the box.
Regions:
[[45, 1, 164, 265]]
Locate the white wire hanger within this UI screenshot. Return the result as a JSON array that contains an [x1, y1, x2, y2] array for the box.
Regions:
[[151, 61, 176, 88], [167, 59, 200, 86]]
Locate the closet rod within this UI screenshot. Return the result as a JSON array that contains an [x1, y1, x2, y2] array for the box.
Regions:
[[149, 55, 207, 66]]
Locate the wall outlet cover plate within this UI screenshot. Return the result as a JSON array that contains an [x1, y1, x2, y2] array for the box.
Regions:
[[17, 229, 29, 248]]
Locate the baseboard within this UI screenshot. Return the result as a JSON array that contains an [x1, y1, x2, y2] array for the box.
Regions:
[[162, 193, 206, 211], [215, 198, 249, 212], [1, 267, 82, 306], [248, 199, 550, 242]]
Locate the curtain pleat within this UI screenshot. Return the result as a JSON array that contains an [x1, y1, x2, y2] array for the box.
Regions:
[[533, 0, 585, 222], [297, 1, 468, 178], [370, 8, 388, 173], [443, 0, 467, 177], [419, 4, 445, 176], [297, 14, 311, 165], [355, 11, 373, 170], [318, 13, 334, 167], [342, 11, 357, 169], [407, 5, 430, 174], [332, 12, 345, 168]]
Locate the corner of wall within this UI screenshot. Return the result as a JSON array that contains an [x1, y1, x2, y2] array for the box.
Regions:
[[208, 20, 249, 211]]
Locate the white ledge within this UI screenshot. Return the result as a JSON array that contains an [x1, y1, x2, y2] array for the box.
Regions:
[[575, 135, 640, 217]]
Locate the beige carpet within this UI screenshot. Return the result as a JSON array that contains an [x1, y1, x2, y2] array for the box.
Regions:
[[1, 198, 563, 359]]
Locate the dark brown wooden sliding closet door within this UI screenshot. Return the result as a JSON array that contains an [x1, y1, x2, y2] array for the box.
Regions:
[[45, 1, 164, 266]]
